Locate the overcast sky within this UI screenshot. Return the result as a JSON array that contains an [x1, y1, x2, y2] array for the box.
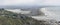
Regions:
[[0, 0, 60, 6]]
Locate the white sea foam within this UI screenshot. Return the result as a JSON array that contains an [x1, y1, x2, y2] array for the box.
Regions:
[[40, 8, 60, 21]]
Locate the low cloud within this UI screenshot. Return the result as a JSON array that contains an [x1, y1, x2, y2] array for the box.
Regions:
[[0, 0, 60, 6]]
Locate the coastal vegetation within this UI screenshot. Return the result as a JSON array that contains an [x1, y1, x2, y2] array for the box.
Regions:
[[0, 8, 58, 25]]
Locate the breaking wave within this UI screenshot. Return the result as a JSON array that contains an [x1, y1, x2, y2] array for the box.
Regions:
[[40, 8, 56, 16], [40, 7, 60, 21]]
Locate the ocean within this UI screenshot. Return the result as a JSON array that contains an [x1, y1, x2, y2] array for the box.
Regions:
[[5, 7, 60, 21]]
